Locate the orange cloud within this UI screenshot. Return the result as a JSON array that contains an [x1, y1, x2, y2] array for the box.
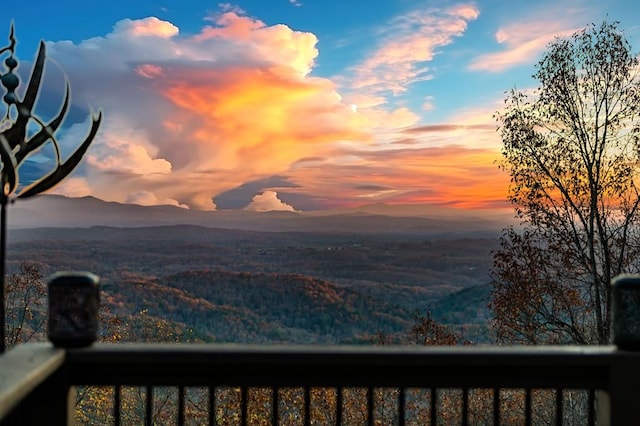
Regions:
[[284, 145, 508, 210], [161, 67, 368, 174]]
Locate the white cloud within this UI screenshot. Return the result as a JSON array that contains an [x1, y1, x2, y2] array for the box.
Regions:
[[125, 190, 188, 208], [83, 115, 172, 176], [244, 191, 296, 212], [113, 17, 179, 38], [422, 96, 435, 111]]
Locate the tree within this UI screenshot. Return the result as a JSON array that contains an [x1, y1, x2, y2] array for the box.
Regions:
[[409, 310, 465, 346], [490, 20, 640, 345], [4, 262, 46, 347]]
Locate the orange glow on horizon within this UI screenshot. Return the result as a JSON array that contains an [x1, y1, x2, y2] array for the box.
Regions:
[[282, 145, 509, 211]]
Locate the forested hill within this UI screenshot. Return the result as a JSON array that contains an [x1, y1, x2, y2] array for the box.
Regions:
[[105, 270, 414, 344], [9, 225, 497, 344]]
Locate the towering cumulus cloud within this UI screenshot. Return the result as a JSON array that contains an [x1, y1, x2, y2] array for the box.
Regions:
[[45, 12, 365, 210]]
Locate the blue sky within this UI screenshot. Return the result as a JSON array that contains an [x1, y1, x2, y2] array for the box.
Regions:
[[4, 0, 640, 211]]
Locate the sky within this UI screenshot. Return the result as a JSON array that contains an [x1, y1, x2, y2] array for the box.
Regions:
[[3, 0, 640, 212]]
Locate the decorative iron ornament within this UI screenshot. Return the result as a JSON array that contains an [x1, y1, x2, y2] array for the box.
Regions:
[[0, 24, 102, 352], [0, 24, 102, 199]]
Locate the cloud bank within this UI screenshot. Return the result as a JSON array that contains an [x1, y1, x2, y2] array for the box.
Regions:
[[30, 2, 558, 212]]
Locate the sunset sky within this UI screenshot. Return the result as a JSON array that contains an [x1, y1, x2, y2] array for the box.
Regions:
[[5, 0, 639, 212]]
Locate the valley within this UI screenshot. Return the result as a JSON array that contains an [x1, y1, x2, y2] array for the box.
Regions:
[[7, 224, 499, 344]]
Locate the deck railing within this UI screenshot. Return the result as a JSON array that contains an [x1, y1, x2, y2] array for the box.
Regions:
[[1, 342, 639, 425]]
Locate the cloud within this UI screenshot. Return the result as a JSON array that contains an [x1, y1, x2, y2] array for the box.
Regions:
[[244, 191, 297, 212], [348, 4, 479, 95], [41, 10, 379, 210], [404, 124, 494, 134], [283, 144, 508, 209], [280, 98, 508, 210], [83, 115, 172, 176], [125, 191, 189, 208], [113, 17, 179, 38], [195, 11, 318, 77], [160, 67, 367, 174], [422, 96, 435, 111], [469, 12, 584, 72], [213, 176, 299, 208], [32, 6, 511, 212], [50, 177, 93, 198]]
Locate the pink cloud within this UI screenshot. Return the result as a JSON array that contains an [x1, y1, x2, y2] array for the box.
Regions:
[[350, 4, 479, 94], [194, 12, 318, 76], [469, 12, 585, 72], [196, 12, 264, 40], [135, 64, 164, 78], [50, 177, 92, 198]]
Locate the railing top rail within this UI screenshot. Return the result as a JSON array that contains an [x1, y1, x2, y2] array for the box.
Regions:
[[67, 342, 620, 361], [0, 343, 65, 419], [66, 343, 621, 389]]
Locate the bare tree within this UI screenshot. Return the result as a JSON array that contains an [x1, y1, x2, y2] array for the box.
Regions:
[[490, 21, 640, 344]]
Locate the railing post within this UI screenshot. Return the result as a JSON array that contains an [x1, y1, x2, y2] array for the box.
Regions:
[[607, 275, 640, 425], [603, 353, 640, 426], [595, 390, 610, 426]]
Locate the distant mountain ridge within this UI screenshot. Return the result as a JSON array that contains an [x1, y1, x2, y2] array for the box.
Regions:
[[7, 195, 500, 344], [10, 195, 513, 235]]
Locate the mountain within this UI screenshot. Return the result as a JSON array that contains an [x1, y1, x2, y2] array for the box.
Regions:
[[5, 196, 501, 344], [9, 195, 513, 235]]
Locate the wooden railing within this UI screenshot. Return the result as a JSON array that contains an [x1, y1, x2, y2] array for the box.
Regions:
[[1, 342, 639, 425]]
